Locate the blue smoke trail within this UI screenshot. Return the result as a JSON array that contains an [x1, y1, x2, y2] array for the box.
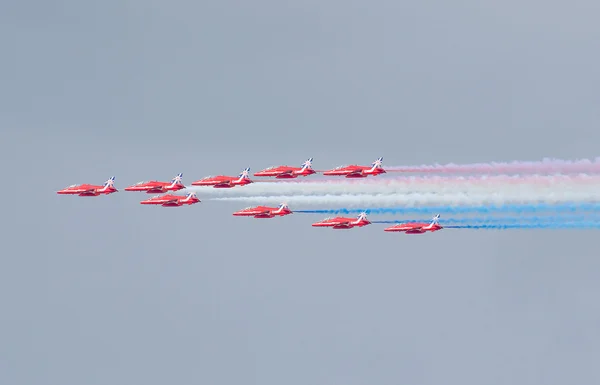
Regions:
[[446, 222, 600, 229], [294, 202, 600, 215], [371, 215, 600, 224]]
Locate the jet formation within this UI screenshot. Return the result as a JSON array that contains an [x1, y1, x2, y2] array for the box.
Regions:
[[56, 157, 444, 234]]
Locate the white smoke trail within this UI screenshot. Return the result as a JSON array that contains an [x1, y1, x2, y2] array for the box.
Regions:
[[187, 174, 600, 197], [207, 190, 600, 207], [386, 157, 600, 174]]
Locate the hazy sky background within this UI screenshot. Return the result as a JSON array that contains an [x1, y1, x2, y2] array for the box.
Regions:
[[2, 1, 600, 384]]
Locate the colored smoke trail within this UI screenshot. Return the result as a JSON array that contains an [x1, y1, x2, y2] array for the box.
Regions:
[[446, 222, 600, 229], [209, 191, 600, 206], [189, 174, 600, 196], [258, 173, 600, 186], [387, 157, 600, 174], [293, 202, 600, 215]]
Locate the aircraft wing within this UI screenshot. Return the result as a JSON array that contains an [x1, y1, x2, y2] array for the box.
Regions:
[[402, 224, 426, 232], [248, 210, 270, 216], [401, 226, 423, 232], [406, 228, 426, 233], [214, 181, 233, 188], [254, 211, 274, 218], [333, 220, 353, 228], [346, 170, 364, 177]]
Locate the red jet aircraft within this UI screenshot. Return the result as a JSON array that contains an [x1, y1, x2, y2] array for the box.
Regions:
[[140, 192, 200, 207], [322, 157, 385, 178], [312, 212, 371, 229], [233, 203, 292, 218], [57, 176, 117, 196], [384, 215, 442, 234], [254, 158, 315, 178], [191, 168, 252, 188], [124, 173, 185, 193]]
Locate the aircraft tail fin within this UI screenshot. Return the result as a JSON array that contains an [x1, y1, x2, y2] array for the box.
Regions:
[[354, 212, 369, 223], [171, 173, 184, 185], [238, 167, 251, 180], [371, 157, 383, 169], [101, 176, 116, 190], [184, 192, 197, 201], [276, 202, 290, 213], [300, 157, 313, 170]]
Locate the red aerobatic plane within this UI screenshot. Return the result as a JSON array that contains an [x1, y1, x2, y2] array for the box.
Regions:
[[254, 158, 315, 178], [140, 192, 200, 207], [322, 157, 385, 178], [384, 214, 442, 234], [312, 212, 371, 229], [233, 203, 292, 218], [191, 168, 252, 188], [57, 176, 117, 196], [124, 173, 185, 193]]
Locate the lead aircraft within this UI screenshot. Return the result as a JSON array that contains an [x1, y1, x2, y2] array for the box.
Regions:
[[384, 214, 442, 234], [57, 177, 117, 196]]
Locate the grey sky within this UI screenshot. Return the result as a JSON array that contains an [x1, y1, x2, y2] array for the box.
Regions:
[[2, 1, 600, 384]]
